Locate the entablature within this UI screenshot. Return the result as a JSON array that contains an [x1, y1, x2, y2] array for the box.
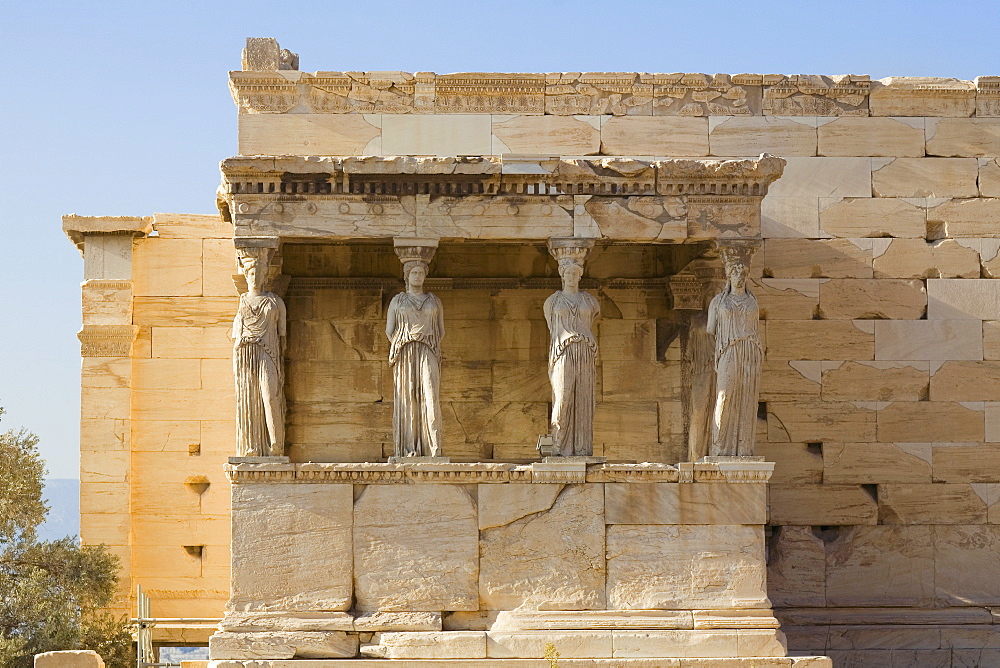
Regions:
[[220, 154, 784, 243]]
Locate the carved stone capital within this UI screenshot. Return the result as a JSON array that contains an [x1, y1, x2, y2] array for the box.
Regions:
[[233, 237, 283, 294], [392, 237, 439, 265], [716, 238, 761, 272], [78, 325, 139, 357], [670, 247, 726, 312], [547, 237, 595, 266]]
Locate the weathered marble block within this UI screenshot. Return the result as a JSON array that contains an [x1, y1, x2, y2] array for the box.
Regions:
[[229, 483, 353, 612], [479, 483, 606, 610], [606, 524, 768, 610], [214, 461, 785, 662], [353, 484, 479, 612]]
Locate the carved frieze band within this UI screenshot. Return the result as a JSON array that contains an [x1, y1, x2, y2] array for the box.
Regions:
[[78, 325, 139, 357], [230, 71, 878, 116], [225, 461, 773, 484]]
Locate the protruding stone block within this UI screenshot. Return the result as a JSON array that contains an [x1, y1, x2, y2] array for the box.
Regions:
[[769, 484, 878, 525], [209, 631, 357, 659], [817, 278, 926, 320], [819, 197, 925, 238], [926, 118, 1000, 157], [873, 239, 980, 279], [34, 651, 104, 668]]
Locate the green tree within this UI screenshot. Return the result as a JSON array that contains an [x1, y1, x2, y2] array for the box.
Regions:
[[0, 408, 132, 668]]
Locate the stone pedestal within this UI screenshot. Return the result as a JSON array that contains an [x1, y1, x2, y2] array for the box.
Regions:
[[211, 460, 830, 667]]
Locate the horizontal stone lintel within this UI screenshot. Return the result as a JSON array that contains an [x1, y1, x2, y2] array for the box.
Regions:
[[224, 461, 774, 484]]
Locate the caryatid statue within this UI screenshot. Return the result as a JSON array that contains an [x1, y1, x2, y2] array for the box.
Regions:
[[232, 239, 286, 457], [707, 241, 762, 457], [386, 239, 445, 458], [544, 238, 600, 457]]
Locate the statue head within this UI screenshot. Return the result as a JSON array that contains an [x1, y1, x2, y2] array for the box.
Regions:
[[239, 254, 267, 293], [719, 243, 757, 291], [403, 260, 428, 290], [558, 258, 584, 290]]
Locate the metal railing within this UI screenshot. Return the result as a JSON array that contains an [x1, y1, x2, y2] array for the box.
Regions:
[[132, 586, 218, 668]]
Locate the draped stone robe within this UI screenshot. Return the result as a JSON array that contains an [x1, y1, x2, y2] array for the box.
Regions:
[[233, 291, 286, 457], [709, 287, 762, 457], [544, 290, 600, 457], [387, 291, 444, 457]]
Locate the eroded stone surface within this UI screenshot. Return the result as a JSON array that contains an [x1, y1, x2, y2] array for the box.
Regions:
[[606, 525, 767, 610], [354, 485, 479, 612], [479, 484, 606, 610], [209, 631, 358, 660], [230, 483, 352, 612]]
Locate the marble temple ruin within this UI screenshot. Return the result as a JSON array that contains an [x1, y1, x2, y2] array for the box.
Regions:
[[63, 37, 1000, 666]]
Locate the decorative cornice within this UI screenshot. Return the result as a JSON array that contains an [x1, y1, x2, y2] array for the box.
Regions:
[[225, 461, 772, 484], [62, 215, 153, 253], [220, 155, 786, 205]]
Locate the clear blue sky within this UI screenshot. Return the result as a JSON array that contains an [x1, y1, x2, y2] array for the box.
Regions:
[[2, 0, 998, 479]]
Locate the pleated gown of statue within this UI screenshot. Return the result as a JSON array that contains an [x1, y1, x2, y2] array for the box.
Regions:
[[388, 291, 444, 457], [544, 290, 600, 457], [710, 287, 762, 457], [233, 291, 286, 457]]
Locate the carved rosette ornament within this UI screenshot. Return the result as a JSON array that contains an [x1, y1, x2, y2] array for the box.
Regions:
[[545, 238, 600, 457], [387, 238, 445, 458], [707, 240, 762, 457], [232, 238, 287, 458]]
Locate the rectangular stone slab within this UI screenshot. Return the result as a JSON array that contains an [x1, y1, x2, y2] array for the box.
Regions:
[[604, 483, 767, 525], [353, 484, 479, 611], [479, 484, 606, 610], [606, 525, 767, 610], [230, 483, 353, 612]]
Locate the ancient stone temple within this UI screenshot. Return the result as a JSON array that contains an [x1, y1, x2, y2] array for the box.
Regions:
[[66, 38, 1000, 666]]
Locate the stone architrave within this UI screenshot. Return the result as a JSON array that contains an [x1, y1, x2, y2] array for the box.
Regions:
[[387, 238, 444, 458], [233, 237, 286, 457], [544, 238, 600, 457], [707, 240, 762, 457]]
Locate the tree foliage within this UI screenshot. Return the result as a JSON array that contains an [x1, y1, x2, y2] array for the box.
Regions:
[[0, 408, 132, 668]]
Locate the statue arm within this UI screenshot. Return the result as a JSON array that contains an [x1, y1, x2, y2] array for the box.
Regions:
[[543, 294, 555, 329], [385, 295, 398, 340], [706, 295, 719, 336], [232, 309, 242, 342]]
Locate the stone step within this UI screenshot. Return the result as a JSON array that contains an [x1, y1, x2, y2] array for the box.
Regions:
[[210, 658, 831, 667]]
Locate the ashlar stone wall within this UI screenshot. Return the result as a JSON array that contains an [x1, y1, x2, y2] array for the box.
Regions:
[[69, 52, 1000, 663], [70, 212, 237, 634], [226, 67, 1000, 666]]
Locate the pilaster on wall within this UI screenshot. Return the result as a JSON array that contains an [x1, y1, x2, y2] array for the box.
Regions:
[[64, 215, 152, 616]]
